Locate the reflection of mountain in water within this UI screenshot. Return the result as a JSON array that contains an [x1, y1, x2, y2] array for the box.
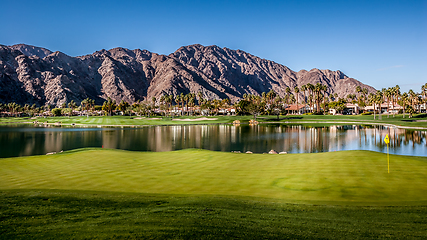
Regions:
[[0, 125, 426, 158]]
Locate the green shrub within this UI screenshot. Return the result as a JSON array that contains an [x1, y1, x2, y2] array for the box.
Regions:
[[51, 108, 62, 116], [361, 112, 373, 115], [413, 113, 427, 119]]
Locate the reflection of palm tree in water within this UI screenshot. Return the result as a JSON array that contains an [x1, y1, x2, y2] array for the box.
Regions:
[[405, 130, 425, 147], [374, 127, 377, 146], [316, 127, 323, 153]]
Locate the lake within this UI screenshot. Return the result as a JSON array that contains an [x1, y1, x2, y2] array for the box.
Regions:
[[0, 124, 426, 158]]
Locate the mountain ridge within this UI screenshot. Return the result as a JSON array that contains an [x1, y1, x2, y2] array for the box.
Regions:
[[0, 43, 376, 106]]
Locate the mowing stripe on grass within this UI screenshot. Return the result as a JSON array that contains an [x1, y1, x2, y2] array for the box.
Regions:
[[1, 149, 426, 205]]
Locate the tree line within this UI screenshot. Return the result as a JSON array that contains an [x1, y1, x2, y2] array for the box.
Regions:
[[1, 83, 426, 118]]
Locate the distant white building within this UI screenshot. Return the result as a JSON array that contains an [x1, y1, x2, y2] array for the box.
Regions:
[[364, 103, 403, 114], [285, 104, 310, 115], [343, 103, 360, 115]]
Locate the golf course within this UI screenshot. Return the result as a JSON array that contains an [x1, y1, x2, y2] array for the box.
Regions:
[[1, 148, 427, 239], [2, 113, 427, 129]]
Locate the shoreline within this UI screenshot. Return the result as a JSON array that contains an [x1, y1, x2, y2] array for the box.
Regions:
[[1, 119, 427, 130]]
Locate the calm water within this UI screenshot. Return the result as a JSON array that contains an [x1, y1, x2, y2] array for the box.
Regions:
[[0, 124, 426, 158]]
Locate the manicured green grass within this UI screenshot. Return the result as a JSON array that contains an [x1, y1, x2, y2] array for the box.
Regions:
[[1, 190, 426, 239], [0, 115, 252, 126], [1, 113, 426, 129], [1, 148, 427, 205], [283, 114, 427, 128], [2, 149, 427, 238]]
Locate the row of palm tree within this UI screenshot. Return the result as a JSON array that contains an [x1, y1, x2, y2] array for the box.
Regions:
[[365, 84, 427, 119], [1, 83, 426, 117]]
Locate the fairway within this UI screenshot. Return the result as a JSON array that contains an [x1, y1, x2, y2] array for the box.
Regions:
[[1, 148, 427, 205], [2, 149, 427, 239], [2, 114, 427, 129], [1, 190, 426, 239]]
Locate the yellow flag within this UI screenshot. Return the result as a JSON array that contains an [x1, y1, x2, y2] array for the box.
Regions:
[[384, 134, 390, 144]]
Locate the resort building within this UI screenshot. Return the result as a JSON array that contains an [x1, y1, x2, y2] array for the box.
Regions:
[[285, 104, 310, 115]]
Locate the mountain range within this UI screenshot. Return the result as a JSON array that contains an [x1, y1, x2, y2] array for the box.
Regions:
[[0, 43, 376, 106]]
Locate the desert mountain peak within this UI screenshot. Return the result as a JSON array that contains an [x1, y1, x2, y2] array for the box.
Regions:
[[0, 44, 375, 106], [9, 44, 53, 59]]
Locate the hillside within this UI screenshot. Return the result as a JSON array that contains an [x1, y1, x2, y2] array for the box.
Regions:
[[0, 44, 376, 106]]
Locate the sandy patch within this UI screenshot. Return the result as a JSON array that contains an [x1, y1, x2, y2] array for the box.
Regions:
[[172, 117, 218, 121]]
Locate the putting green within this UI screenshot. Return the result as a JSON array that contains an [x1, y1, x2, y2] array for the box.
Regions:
[[1, 148, 426, 205]]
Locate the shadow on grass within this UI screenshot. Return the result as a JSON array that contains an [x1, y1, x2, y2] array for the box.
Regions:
[[1, 189, 427, 239]]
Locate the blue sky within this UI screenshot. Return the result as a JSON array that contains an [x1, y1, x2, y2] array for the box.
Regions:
[[1, 0, 426, 93]]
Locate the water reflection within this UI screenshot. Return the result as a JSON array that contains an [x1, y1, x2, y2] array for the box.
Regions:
[[0, 124, 426, 158]]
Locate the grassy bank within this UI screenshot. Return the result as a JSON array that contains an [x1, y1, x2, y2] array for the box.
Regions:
[[1, 190, 426, 239], [1, 149, 427, 238], [1, 148, 427, 205], [1, 114, 427, 129]]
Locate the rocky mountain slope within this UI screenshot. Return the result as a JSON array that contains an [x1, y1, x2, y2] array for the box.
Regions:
[[0, 43, 376, 106]]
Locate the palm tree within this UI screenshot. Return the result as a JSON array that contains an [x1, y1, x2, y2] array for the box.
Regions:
[[392, 85, 400, 117], [301, 85, 307, 104], [152, 97, 157, 107], [272, 96, 283, 118], [355, 86, 363, 111], [267, 89, 276, 105], [361, 88, 368, 107], [243, 93, 248, 101], [118, 100, 130, 115], [81, 98, 94, 117], [294, 86, 300, 114], [68, 100, 77, 116], [321, 84, 328, 114], [314, 83, 325, 113], [246, 94, 264, 120], [368, 93, 376, 120], [422, 83, 427, 113], [356, 86, 362, 102], [285, 87, 291, 105], [180, 93, 185, 115], [375, 90, 384, 120], [306, 83, 314, 113], [175, 95, 181, 116], [417, 95, 423, 113], [384, 88, 392, 117], [399, 92, 409, 118], [102, 97, 117, 116], [185, 94, 192, 115], [159, 95, 166, 115], [186, 93, 195, 115], [7, 102, 21, 117], [408, 89, 417, 114], [166, 95, 174, 117], [21, 104, 30, 116], [188, 97, 195, 115], [197, 91, 203, 105], [347, 94, 356, 103]]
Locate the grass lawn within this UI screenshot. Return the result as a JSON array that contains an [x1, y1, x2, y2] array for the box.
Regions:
[[2, 190, 426, 239], [1, 113, 426, 129], [1, 149, 427, 238]]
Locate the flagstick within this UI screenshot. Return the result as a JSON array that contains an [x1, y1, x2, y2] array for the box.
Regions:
[[384, 134, 390, 174], [387, 144, 389, 173]]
